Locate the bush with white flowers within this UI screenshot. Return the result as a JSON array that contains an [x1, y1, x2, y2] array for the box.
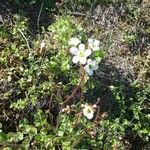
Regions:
[[69, 37, 101, 76]]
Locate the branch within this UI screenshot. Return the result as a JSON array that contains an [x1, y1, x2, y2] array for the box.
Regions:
[[61, 71, 85, 106]]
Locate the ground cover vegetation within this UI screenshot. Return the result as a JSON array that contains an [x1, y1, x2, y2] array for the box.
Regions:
[[0, 0, 150, 149]]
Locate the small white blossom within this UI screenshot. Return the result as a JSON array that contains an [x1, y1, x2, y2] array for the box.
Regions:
[[83, 104, 94, 120], [69, 37, 81, 46], [71, 43, 91, 65], [88, 38, 100, 51], [40, 41, 45, 49], [84, 59, 98, 76]]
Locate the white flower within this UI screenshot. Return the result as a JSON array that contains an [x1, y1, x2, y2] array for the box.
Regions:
[[84, 59, 98, 76], [88, 38, 100, 51], [70, 43, 91, 65], [83, 104, 94, 120], [69, 37, 81, 46], [40, 41, 45, 49]]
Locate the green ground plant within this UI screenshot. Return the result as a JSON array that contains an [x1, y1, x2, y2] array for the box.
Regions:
[[0, 0, 150, 150]]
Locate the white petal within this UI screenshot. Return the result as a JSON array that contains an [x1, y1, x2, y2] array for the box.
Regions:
[[94, 39, 100, 46], [78, 43, 85, 51], [86, 113, 94, 119], [87, 69, 93, 76], [85, 49, 92, 57], [69, 37, 81, 46], [84, 61, 94, 76], [83, 108, 87, 115], [84, 66, 93, 76], [88, 38, 94, 43], [92, 46, 100, 51], [79, 57, 87, 64], [70, 47, 78, 55], [72, 56, 79, 64], [93, 65, 98, 70], [84, 65, 89, 72], [40, 41, 45, 49], [83, 105, 94, 119], [87, 59, 92, 64], [91, 60, 98, 70], [92, 60, 97, 67]]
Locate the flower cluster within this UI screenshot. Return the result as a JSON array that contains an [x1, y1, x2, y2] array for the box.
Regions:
[[69, 37, 100, 76]]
